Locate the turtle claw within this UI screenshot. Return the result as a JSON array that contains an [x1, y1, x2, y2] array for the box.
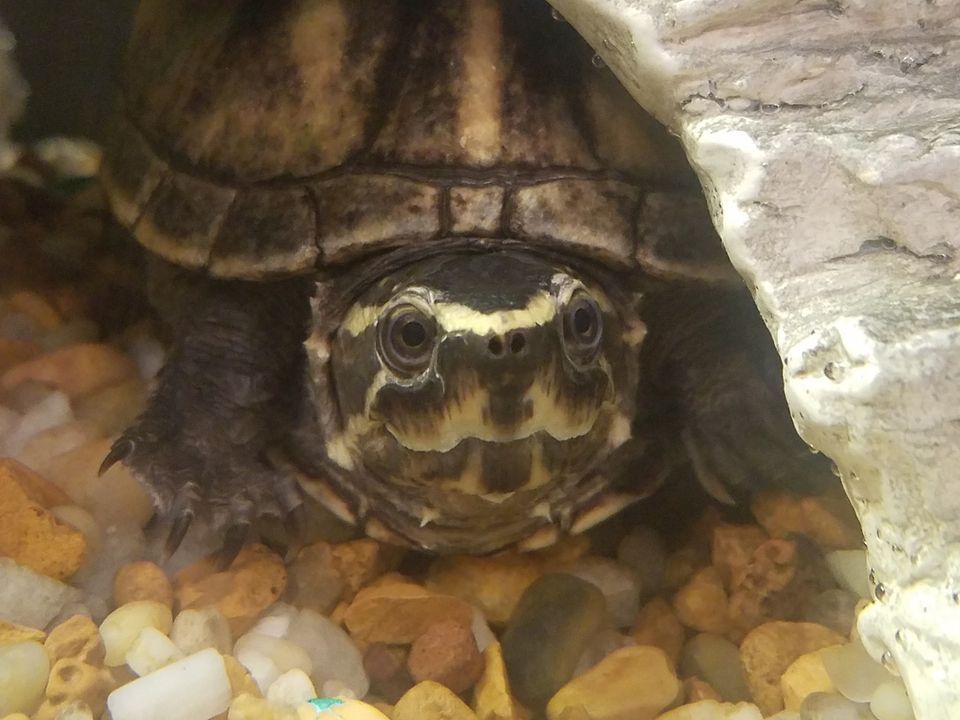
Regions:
[[164, 510, 194, 562], [217, 522, 251, 570], [99, 437, 134, 476], [283, 503, 309, 562]]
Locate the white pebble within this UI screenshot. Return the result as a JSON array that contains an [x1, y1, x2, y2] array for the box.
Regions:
[[287, 608, 369, 699], [100, 600, 173, 666], [870, 681, 915, 720], [471, 609, 496, 653], [0, 640, 49, 715], [821, 639, 895, 703], [234, 632, 313, 693], [250, 602, 298, 638], [564, 557, 642, 628], [126, 626, 185, 676], [107, 648, 232, 720], [0, 389, 72, 456], [171, 607, 233, 655], [322, 679, 358, 700], [0, 557, 81, 628], [48, 701, 94, 720], [825, 550, 871, 599], [267, 668, 317, 707]]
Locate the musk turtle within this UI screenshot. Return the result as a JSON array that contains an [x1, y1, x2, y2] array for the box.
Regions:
[[101, 0, 826, 560]]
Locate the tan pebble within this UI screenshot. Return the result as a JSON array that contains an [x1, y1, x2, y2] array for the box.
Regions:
[[49, 505, 103, 555], [473, 641, 528, 720], [738, 621, 845, 715], [0, 620, 45, 646], [15, 422, 100, 470], [0, 460, 87, 580], [684, 677, 723, 703], [223, 654, 263, 699], [285, 542, 345, 615], [663, 546, 703, 591], [113, 561, 173, 608], [0, 342, 135, 400], [0, 337, 40, 374], [46, 702, 95, 720], [726, 539, 803, 642], [99, 601, 173, 667], [73, 377, 147, 438], [654, 699, 764, 719], [673, 567, 730, 635], [547, 646, 680, 720], [711, 524, 769, 588], [30, 437, 153, 529], [330, 539, 401, 599], [33, 657, 116, 720], [0, 714, 31, 720], [750, 491, 862, 551], [632, 597, 685, 665], [45, 615, 104, 666], [343, 581, 474, 644], [408, 620, 484, 694], [394, 681, 479, 720], [780, 649, 835, 710], [8, 291, 62, 330], [174, 544, 287, 636]]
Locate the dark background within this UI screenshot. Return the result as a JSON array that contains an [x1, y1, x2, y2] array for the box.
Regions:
[[1, 0, 137, 142]]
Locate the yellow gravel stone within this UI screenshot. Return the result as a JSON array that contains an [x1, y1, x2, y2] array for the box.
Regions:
[[673, 567, 730, 635], [0, 620, 45, 646], [99, 601, 173, 667], [394, 681, 479, 720], [224, 654, 263, 699], [632, 597, 685, 665], [711, 524, 768, 588], [750, 491, 862, 551], [73, 377, 147, 438], [738, 621, 845, 715], [343, 581, 475, 644], [546, 646, 680, 720], [330, 539, 400, 599], [654, 699, 764, 719], [473, 642, 528, 720], [113, 560, 173, 608], [45, 615, 105, 665], [780, 649, 835, 710]]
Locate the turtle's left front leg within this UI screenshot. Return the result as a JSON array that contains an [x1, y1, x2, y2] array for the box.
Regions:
[[101, 265, 314, 565], [640, 287, 833, 504]]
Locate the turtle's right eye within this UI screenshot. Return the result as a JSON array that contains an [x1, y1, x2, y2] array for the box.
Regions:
[[377, 304, 437, 376]]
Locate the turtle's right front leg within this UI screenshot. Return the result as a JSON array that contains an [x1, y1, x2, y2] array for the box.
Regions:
[[101, 264, 313, 565]]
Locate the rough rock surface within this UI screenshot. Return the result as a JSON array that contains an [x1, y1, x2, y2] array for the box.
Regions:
[[549, 2, 960, 718]]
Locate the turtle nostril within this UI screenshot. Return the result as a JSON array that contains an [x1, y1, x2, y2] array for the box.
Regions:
[[488, 335, 505, 356], [509, 330, 526, 355]]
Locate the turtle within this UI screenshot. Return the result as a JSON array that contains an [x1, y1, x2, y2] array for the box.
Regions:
[[99, 0, 828, 562]]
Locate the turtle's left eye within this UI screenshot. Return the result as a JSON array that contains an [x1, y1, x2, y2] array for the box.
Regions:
[[561, 292, 603, 366], [378, 304, 437, 375]]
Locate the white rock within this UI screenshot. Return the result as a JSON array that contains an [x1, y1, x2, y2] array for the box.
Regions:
[[250, 602, 298, 639], [1, 389, 72, 456], [0, 640, 49, 715], [321, 679, 358, 700], [100, 600, 173, 666], [471, 608, 496, 653], [287, 608, 369, 699], [820, 640, 895, 703], [870, 681, 915, 720], [234, 632, 313, 693], [107, 648, 232, 720], [0, 557, 81, 628], [825, 550, 871, 600], [49, 701, 94, 720], [126, 626, 185, 676], [565, 557, 642, 628], [266, 668, 318, 707], [171, 607, 233, 656]]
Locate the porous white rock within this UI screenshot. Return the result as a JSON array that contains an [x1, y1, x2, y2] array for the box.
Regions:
[[266, 668, 318, 707], [233, 632, 313, 693], [551, 1, 960, 718], [107, 647, 232, 720], [170, 606, 233, 656], [0, 557, 82, 628]]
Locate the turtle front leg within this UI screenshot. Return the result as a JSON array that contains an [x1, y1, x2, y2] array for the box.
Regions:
[[640, 287, 832, 504], [101, 265, 313, 565]]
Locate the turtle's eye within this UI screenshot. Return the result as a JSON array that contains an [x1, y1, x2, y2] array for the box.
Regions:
[[378, 304, 437, 375], [561, 292, 603, 366]]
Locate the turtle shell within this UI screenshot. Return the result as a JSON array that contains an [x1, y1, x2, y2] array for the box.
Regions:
[[102, 0, 735, 282]]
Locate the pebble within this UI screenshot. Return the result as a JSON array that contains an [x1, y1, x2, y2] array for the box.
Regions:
[[798, 692, 873, 719], [572, 628, 636, 677], [632, 597, 685, 664], [69, 521, 145, 621], [224, 653, 263, 699], [546, 646, 679, 720], [616, 525, 666, 598], [565, 557, 642, 628], [801, 589, 859, 636], [408, 619, 484, 693], [739, 622, 845, 715], [711, 523, 768, 587], [99, 600, 173, 667], [472, 642, 525, 720], [0, 342, 136, 400], [679, 633, 751, 703], [0, 389, 72, 456], [726, 538, 805, 641], [824, 550, 871, 599], [15, 421, 98, 469], [170, 606, 234, 656], [471, 609, 496, 653], [72, 377, 146, 437], [780, 650, 834, 710], [0, 640, 49, 715], [0, 337, 39, 373], [125, 626, 184, 676], [673, 567, 730, 635], [0, 458, 87, 579], [233, 633, 314, 693], [7, 291, 62, 331], [287, 607, 369, 699], [750, 492, 862, 551], [45, 614, 104, 665], [684, 676, 723, 702], [33, 654, 116, 720], [0, 557, 82, 628], [329, 539, 400, 600], [393, 681, 479, 720], [819, 638, 894, 703], [870, 681, 914, 720], [226, 693, 296, 720], [175, 544, 288, 637], [113, 560, 174, 608], [106, 647, 232, 720], [50, 504, 104, 555], [43, 702, 95, 720], [501, 573, 607, 708], [284, 543, 345, 615], [655, 700, 765, 720], [40, 318, 99, 351], [363, 643, 412, 702], [343, 580, 475, 644], [0, 619, 45, 645], [306, 698, 392, 720], [266, 668, 317, 707]]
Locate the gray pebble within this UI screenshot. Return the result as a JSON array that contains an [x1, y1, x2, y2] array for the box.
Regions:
[[617, 525, 666, 598], [679, 633, 751, 702]]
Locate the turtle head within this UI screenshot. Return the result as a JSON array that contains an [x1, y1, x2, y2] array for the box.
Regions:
[[316, 251, 645, 551]]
